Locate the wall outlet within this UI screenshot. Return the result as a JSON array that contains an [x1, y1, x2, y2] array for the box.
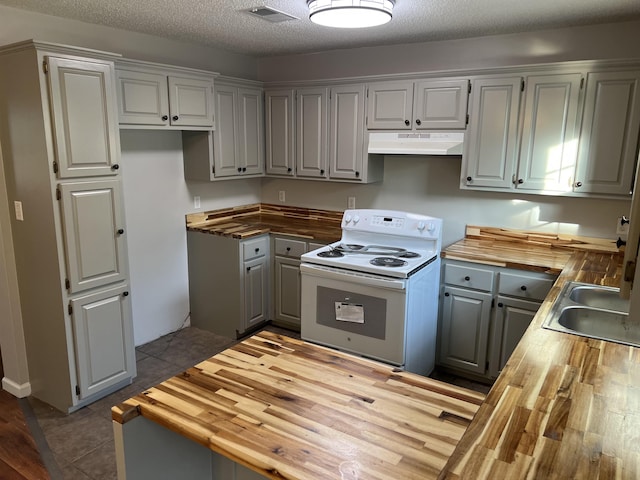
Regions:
[[193, 196, 201, 209], [348, 197, 356, 209], [617, 216, 629, 235], [14, 201, 23, 221], [279, 190, 286, 202]]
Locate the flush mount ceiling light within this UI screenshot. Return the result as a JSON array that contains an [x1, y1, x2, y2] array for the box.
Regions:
[[308, 0, 394, 29]]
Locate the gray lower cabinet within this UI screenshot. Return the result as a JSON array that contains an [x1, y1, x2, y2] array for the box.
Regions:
[[71, 284, 135, 399], [439, 286, 492, 375], [438, 259, 556, 380], [188, 232, 269, 338]]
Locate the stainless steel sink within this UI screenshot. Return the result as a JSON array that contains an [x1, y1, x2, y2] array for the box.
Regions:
[[543, 281, 639, 348], [568, 285, 629, 313]]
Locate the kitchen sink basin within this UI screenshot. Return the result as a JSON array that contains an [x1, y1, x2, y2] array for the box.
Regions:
[[543, 281, 639, 348], [568, 285, 629, 313], [554, 306, 640, 346]]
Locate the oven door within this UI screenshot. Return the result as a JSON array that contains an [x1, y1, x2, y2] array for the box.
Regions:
[[300, 263, 407, 366]]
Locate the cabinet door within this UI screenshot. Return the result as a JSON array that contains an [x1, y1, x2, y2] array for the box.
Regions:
[[414, 79, 469, 129], [463, 77, 521, 189], [243, 257, 268, 331], [71, 284, 135, 399], [488, 296, 540, 378], [167, 76, 215, 127], [366, 81, 414, 130], [517, 74, 582, 192], [238, 88, 264, 176], [439, 286, 492, 375], [274, 256, 301, 326], [47, 56, 120, 178], [213, 85, 240, 177], [329, 84, 365, 180], [115, 69, 170, 126], [296, 87, 329, 178], [574, 70, 640, 196], [265, 89, 295, 176], [59, 179, 127, 293]]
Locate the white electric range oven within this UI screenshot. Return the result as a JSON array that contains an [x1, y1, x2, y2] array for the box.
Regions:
[[300, 209, 442, 375]]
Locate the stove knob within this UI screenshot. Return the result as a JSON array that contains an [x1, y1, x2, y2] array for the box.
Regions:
[[427, 223, 436, 233], [417, 221, 426, 231], [344, 214, 352, 224], [353, 215, 360, 224]]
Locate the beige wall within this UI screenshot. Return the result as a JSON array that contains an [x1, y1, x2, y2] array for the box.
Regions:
[[258, 20, 640, 82]]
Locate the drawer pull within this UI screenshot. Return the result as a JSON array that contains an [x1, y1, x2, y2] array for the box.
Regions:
[[464, 276, 470, 281], [520, 285, 527, 291], [498, 302, 503, 307], [286, 247, 291, 252], [255, 248, 260, 253]]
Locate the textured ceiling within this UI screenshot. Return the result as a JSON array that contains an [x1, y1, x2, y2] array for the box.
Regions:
[[1, 0, 639, 57]]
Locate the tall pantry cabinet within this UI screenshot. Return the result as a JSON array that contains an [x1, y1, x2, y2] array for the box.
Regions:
[[0, 41, 136, 412]]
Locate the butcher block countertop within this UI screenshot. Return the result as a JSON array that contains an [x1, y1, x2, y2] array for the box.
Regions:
[[439, 227, 638, 479], [186, 203, 343, 243], [113, 331, 486, 480]]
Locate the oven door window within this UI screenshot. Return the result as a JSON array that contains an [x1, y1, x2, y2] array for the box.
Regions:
[[317, 286, 386, 340]]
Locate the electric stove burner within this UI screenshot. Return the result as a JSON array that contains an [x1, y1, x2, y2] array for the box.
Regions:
[[317, 249, 344, 258], [370, 257, 408, 268], [396, 251, 420, 259], [336, 243, 365, 252]]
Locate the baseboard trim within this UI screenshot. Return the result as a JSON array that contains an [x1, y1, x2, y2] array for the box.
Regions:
[[2, 376, 32, 397]]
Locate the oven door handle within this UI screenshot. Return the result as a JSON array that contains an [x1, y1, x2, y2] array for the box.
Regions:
[[300, 263, 406, 290]]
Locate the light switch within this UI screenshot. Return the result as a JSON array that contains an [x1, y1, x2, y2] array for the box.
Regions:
[[194, 196, 201, 209], [14, 201, 23, 221]]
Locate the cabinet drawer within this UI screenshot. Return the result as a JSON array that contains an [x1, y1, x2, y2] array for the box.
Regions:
[[274, 238, 307, 258], [498, 272, 555, 301], [444, 263, 494, 291], [242, 236, 269, 261]]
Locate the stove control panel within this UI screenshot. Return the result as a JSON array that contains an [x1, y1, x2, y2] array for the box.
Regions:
[[371, 215, 404, 228]]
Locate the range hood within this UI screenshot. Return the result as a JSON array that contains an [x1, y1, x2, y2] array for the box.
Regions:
[[367, 131, 464, 156]]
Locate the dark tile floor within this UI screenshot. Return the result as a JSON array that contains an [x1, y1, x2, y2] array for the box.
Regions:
[[25, 325, 491, 479]]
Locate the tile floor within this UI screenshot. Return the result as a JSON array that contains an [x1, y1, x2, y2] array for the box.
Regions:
[[24, 325, 491, 479]]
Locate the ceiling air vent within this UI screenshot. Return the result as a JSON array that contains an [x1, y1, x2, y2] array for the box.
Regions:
[[248, 6, 298, 23]]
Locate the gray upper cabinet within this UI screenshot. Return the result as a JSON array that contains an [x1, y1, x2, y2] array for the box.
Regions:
[[367, 78, 468, 130], [574, 70, 640, 196], [517, 73, 582, 192], [296, 87, 329, 178], [265, 89, 296, 176], [183, 81, 263, 181], [329, 84, 366, 180], [58, 179, 128, 294], [47, 56, 120, 178], [414, 79, 469, 129], [463, 77, 522, 189], [115, 64, 215, 128], [366, 81, 414, 129]]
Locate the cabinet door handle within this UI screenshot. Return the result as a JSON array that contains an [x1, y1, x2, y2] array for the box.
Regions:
[[520, 285, 527, 291], [161, 115, 168, 121], [123, 291, 129, 297], [517, 178, 524, 184], [172, 115, 179, 121], [117, 228, 124, 235], [466, 176, 472, 182], [287, 167, 292, 173], [238, 167, 242, 172], [404, 119, 410, 126], [255, 248, 260, 253], [355, 171, 360, 177], [444, 292, 450, 297], [242, 167, 247, 172], [575, 181, 583, 188], [464, 276, 470, 281], [246, 266, 251, 272], [415, 119, 422, 126], [286, 247, 291, 252], [498, 302, 503, 307], [111, 164, 120, 170], [320, 169, 325, 175]]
